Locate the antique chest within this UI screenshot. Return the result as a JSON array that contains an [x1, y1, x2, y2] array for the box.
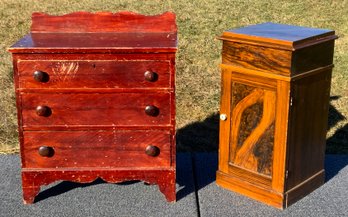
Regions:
[[9, 11, 177, 204], [216, 23, 337, 209]]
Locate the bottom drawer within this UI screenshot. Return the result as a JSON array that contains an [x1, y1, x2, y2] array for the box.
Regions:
[[22, 130, 173, 168]]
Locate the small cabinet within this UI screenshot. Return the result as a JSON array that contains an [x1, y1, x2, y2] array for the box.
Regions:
[[216, 23, 337, 209]]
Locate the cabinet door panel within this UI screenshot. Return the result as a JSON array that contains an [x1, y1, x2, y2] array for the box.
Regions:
[[229, 82, 276, 177]]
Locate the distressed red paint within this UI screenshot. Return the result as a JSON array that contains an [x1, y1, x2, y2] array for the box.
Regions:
[[9, 11, 177, 204]]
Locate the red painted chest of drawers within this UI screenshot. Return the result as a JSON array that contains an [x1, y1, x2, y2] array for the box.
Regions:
[[9, 11, 177, 204]]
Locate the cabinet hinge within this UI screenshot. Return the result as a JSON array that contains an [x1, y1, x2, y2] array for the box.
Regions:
[[290, 97, 293, 106], [286, 170, 289, 179]]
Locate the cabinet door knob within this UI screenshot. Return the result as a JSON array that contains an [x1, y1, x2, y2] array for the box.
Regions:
[[38, 146, 54, 157], [33, 70, 49, 82], [36, 105, 52, 117], [145, 145, 160, 157], [144, 71, 158, 82], [145, 105, 159, 117], [220, 114, 227, 121]]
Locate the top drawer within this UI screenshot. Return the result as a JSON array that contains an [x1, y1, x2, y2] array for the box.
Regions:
[[17, 60, 171, 89]]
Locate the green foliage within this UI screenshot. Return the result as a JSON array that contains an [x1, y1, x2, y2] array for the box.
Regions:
[[1, 0, 347, 153]]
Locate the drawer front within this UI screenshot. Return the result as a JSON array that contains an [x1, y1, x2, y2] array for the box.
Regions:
[[22, 130, 172, 168], [17, 60, 171, 89], [21, 92, 171, 127]]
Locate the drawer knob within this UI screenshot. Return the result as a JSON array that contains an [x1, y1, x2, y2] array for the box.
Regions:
[[144, 71, 158, 82], [145, 105, 159, 117], [36, 105, 52, 117], [145, 145, 160, 157], [38, 146, 54, 157], [33, 70, 49, 82]]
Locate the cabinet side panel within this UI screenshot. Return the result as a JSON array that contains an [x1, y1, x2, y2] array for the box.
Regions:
[[291, 41, 335, 76], [11, 55, 26, 166], [286, 70, 332, 190], [169, 54, 176, 168]]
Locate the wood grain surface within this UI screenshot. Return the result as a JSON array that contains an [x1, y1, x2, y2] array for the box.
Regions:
[[10, 33, 178, 53], [222, 41, 291, 75], [17, 60, 171, 89], [286, 69, 332, 190], [22, 130, 172, 168], [231, 88, 276, 176], [21, 92, 171, 127], [22, 169, 176, 204], [31, 11, 177, 33]]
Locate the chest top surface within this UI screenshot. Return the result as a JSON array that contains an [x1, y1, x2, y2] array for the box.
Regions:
[[220, 22, 337, 50], [9, 11, 177, 54]]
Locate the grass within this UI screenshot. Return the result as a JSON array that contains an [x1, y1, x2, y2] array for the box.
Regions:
[[0, 0, 347, 153]]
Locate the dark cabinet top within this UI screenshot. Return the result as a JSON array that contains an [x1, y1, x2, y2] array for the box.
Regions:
[[9, 11, 177, 54], [219, 22, 337, 50]]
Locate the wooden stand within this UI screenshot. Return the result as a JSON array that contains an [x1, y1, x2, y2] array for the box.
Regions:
[[9, 11, 177, 204], [216, 23, 337, 209]]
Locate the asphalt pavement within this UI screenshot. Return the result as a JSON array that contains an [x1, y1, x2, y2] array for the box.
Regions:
[[1, 153, 347, 217]]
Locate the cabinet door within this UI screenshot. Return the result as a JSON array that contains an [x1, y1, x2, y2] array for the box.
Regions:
[[219, 67, 278, 186]]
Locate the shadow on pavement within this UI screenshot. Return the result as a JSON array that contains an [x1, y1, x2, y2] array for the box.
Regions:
[[176, 113, 219, 152], [326, 96, 348, 154], [34, 179, 139, 203]]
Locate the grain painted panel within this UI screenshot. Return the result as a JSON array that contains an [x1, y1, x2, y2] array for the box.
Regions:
[[17, 60, 170, 89], [22, 130, 171, 168], [21, 92, 171, 127]]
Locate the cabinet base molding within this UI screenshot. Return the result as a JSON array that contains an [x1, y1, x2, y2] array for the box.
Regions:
[[216, 170, 325, 209], [285, 170, 325, 208]]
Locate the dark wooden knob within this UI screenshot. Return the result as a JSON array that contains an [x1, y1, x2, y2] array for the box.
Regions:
[[33, 70, 49, 82], [36, 105, 52, 117], [144, 71, 158, 82], [38, 146, 54, 157], [145, 145, 160, 157], [145, 105, 159, 117]]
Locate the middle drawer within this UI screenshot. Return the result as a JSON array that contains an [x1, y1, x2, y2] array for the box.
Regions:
[[21, 92, 171, 128]]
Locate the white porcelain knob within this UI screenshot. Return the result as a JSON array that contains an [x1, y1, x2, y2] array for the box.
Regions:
[[220, 114, 227, 121]]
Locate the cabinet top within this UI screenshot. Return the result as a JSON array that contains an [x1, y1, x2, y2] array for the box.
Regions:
[[9, 11, 177, 54], [219, 22, 337, 50]]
